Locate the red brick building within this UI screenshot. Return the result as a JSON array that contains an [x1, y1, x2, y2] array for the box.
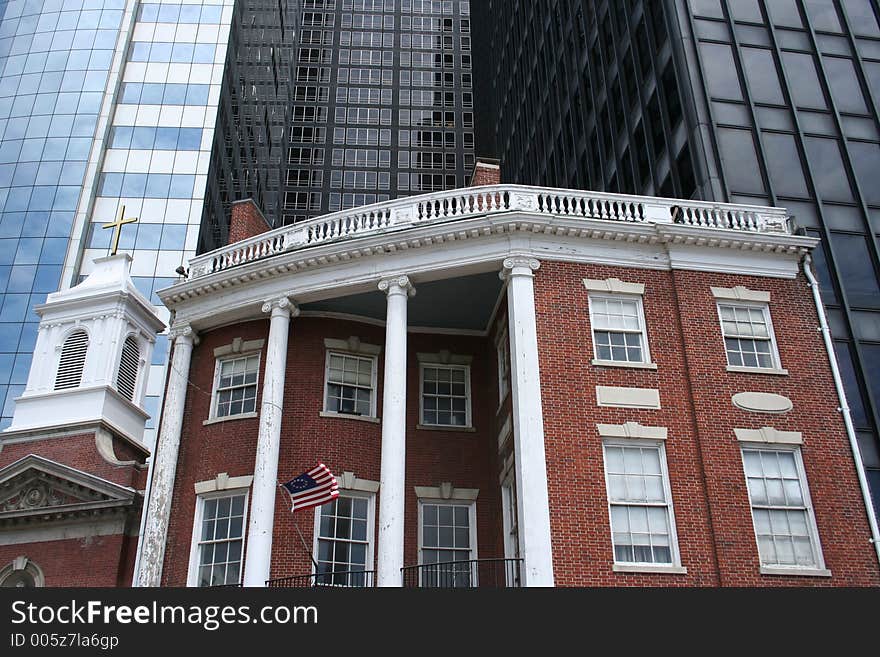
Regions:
[[136, 179, 880, 588], [0, 255, 164, 587]]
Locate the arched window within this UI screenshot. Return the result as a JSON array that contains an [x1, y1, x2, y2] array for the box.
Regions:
[[54, 330, 89, 390], [116, 335, 140, 401]]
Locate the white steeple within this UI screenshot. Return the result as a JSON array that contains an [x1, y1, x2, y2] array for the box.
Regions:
[[5, 254, 166, 444]]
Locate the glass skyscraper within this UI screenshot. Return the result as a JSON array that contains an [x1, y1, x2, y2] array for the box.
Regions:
[[200, 0, 474, 251], [474, 0, 880, 515], [0, 0, 237, 444]]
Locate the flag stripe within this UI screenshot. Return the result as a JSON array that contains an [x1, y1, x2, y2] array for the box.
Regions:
[[281, 463, 340, 513]]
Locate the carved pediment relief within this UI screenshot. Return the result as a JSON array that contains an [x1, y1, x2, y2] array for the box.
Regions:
[[0, 455, 135, 521]]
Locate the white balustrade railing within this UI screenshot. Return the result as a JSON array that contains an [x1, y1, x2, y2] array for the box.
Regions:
[[187, 185, 792, 279]]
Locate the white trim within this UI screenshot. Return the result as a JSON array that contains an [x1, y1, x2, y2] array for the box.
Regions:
[[418, 361, 473, 429], [596, 386, 661, 409], [213, 338, 266, 358], [414, 484, 480, 501], [320, 411, 381, 424], [0, 557, 46, 587], [711, 286, 771, 303], [583, 277, 646, 295], [497, 414, 512, 450], [739, 444, 828, 574], [587, 292, 654, 367], [735, 426, 803, 445], [323, 336, 382, 355], [187, 487, 250, 588], [208, 351, 262, 422], [416, 498, 479, 573], [612, 564, 688, 574], [597, 421, 668, 441], [602, 439, 683, 570], [716, 301, 784, 372], [759, 566, 831, 577], [323, 349, 379, 419], [416, 351, 473, 365], [727, 365, 789, 376], [495, 323, 510, 407], [336, 471, 380, 493], [311, 489, 376, 580], [592, 359, 659, 370], [732, 392, 794, 414], [203, 412, 259, 426], [193, 473, 254, 495]]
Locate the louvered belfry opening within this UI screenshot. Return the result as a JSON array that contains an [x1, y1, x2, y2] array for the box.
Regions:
[[116, 336, 140, 401], [54, 330, 89, 390]]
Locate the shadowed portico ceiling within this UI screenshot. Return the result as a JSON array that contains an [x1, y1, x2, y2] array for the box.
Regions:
[[300, 271, 504, 332]]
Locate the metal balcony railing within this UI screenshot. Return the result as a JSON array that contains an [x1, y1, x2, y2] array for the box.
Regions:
[[401, 558, 523, 588], [266, 570, 376, 588]]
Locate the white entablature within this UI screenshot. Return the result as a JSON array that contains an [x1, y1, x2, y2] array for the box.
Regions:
[[158, 185, 816, 334]]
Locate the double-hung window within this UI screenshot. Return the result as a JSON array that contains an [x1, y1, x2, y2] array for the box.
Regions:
[[324, 351, 378, 417], [588, 294, 651, 364], [419, 501, 476, 587], [189, 491, 248, 587], [314, 493, 374, 586], [212, 354, 259, 419], [496, 325, 510, 404], [741, 446, 826, 572], [603, 442, 681, 567], [718, 302, 781, 370], [420, 363, 471, 427]]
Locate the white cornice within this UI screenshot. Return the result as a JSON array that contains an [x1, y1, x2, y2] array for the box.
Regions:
[[159, 212, 817, 334]]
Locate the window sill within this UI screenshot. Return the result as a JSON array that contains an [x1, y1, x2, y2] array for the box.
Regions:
[[759, 566, 831, 577], [320, 411, 380, 424], [416, 424, 476, 433], [726, 366, 789, 375], [203, 412, 258, 426], [612, 564, 687, 575], [592, 359, 658, 370]]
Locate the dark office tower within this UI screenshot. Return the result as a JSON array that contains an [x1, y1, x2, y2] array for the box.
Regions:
[[474, 0, 880, 515], [280, 0, 474, 225], [199, 1, 298, 251]]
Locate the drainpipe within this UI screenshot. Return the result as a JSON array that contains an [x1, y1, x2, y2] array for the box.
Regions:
[[803, 254, 880, 566]]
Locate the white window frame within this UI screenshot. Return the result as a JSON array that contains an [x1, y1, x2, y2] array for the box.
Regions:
[[716, 302, 784, 372], [418, 362, 472, 429], [311, 489, 376, 585], [739, 444, 829, 576], [322, 350, 379, 419], [417, 498, 478, 585], [187, 488, 249, 587], [208, 352, 261, 421], [495, 324, 510, 406], [588, 293, 653, 367], [602, 439, 684, 573]]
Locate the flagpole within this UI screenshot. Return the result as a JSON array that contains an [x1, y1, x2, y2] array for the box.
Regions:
[[294, 517, 320, 571]]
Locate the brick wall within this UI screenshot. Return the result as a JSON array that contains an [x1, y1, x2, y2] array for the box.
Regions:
[[533, 260, 880, 586], [160, 316, 503, 585], [0, 534, 129, 587]]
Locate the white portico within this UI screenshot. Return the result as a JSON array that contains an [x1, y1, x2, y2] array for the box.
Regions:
[[137, 184, 810, 587]]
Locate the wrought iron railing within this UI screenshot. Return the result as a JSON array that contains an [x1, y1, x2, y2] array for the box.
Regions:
[[401, 558, 523, 588], [266, 570, 376, 588]]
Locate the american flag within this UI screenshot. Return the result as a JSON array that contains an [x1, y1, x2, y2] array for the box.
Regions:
[[280, 463, 339, 512]]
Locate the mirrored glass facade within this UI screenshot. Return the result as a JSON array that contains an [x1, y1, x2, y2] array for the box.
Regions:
[[199, 0, 475, 250], [0, 0, 125, 431], [474, 0, 880, 515]]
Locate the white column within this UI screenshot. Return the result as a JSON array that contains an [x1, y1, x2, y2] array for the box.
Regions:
[[502, 256, 555, 586], [376, 275, 415, 587], [136, 324, 196, 587], [243, 297, 297, 587]]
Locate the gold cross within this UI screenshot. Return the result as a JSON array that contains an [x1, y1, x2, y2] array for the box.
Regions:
[[103, 205, 138, 256]]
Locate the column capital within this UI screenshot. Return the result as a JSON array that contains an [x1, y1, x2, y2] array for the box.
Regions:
[[168, 323, 199, 345], [500, 256, 540, 280], [378, 275, 416, 297], [261, 296, 300, 317]]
